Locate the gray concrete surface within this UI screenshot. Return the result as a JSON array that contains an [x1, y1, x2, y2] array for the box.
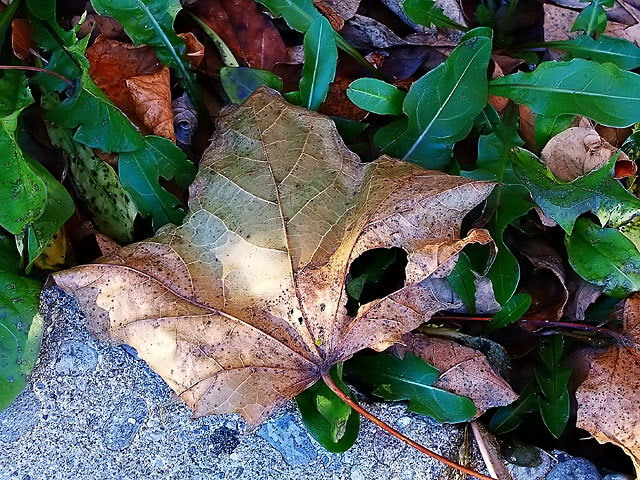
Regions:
[[0, 287, 489, 480]]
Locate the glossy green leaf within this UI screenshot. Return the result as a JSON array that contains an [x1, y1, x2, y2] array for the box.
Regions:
[[221, 67, 283, 104], [90, 0, 207, 122], [489, 381, 539, 435], [0, 72, 47, 236], [299, 16, 337, 111], [119, 136, 197, 230], [474, 104, 501, 135], [0, 272, 43, 412], [332, 117, 368, 143], [533, 114, 573, 151], [544, 34, 640, 70], [295, 364, 359, 453], [0, 233, 20, 274], [535, 336, 570, 438], [346, 78, 406, 116], [403, 0, 467, 30], [489, 59, 640, 127], [571, 0, 613, 35], [22, 156, 74, 270], [566, 217, 640, 297], [513, 148, 640, 233], [447, 252, 477, 313], [344, 351, 476, 423], [375, 28, 492, 169], [485, 293, 531, 333]]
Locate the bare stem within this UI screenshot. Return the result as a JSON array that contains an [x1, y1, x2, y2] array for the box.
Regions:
[[321, 372, 496, 480], [0, 65, 73, 86]]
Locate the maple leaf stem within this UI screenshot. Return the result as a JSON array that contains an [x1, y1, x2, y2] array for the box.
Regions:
[[320, 372, 496, 480], [0, 65, 73, 86]]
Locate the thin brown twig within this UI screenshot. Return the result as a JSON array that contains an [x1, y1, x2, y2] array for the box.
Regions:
[[0, 65, 73, 86], [321, 372, 496, 480]]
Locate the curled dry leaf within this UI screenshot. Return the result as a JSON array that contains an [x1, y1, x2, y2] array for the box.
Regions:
[[178, 32, 205, 68], [51, 88, 495, 427], [404, 333, 518, 416], [541, 127, 630, 182], [314, 0, 361, 28], [190, 0, 287, 70], [576, 293, 640, 476], [11, 18, 35, 60]]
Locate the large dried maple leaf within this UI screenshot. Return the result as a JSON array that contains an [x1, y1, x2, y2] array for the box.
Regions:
[[52, 88, 494, 427], [576, 293, 640, 475]]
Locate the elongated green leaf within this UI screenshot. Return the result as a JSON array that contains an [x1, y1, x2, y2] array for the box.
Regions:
[[572, 0, 613, 35], [489, 381, 539, 435], [221, 67, 283, 104], [447, 252, 477, 313], [90, 0, 207, 123], [300, 16, 337, 111], [485, 293, 531, 333], [344, 351, 476, 423], [489, 59, 640, 127], [346, 78, 406, 115], [533, 114, 573, 151], [403, 0, 466, 30], [567, 217, 640, 297], [296, 364, 359, 453], [513, 148, 640, 233], [545, 34, 640, 70], [0, 272, 43, 412], [0, 72, 47, 235], [119, 136, 196, 230], [535, 336, 570, 438], [375, 28, 492, 169]]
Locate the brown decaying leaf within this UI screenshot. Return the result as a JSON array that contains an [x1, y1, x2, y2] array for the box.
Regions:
[[11, 18, 35, 60], [126, 67, 176, 143], [518, 105, 537, 152], [190, 0, 287, 70], [565, 273, 601, 322], [576, 293, 640, 477], [404, 333, 518, 416], [52, 88, 495, 427], [86, 36, 175, 142], [178, 32, 205, 68], [541, 127, 631, 182], [314, 0, 361, 30], [470, 421, 514, 480]]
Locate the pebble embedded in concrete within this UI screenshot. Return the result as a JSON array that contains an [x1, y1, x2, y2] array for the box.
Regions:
[[101, 396, 148, 451], [257, 412, 317, 466], [55, 340, 98, 376], [546, 457, 602, 480]]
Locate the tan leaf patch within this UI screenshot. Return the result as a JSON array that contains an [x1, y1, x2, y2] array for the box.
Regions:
[[576, 293, 640, 476], [52, 88, 495, 427]]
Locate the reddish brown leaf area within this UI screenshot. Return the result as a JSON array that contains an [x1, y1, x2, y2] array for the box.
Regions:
[[86, 36, 175, 141], [576, 293, 640, 476], [190, 0, 287, 69], [179, 32, 205, 68], [11, 19, 35, 60], [404, 333, 518, 416], [319, 76, 368, 121]]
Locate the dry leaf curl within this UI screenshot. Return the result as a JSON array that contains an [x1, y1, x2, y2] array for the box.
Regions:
[[52, 88, 495, 427]]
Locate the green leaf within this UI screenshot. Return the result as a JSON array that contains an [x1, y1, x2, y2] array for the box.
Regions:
[[0, 233, 21, 274], [346, 78, 406, 116], [0, 72, 47, 236], [300, 16, 337, 111], [344, 351, 477, 423], [90, 0, 207, 123], [535, 336, 570, 438], [22, 156, 74, 270], [489, 59, 640, 127], [295, 364, 359, 453], [403, 0, 467, 30], [544, 35, 640, 70], [46, 68, 145, 153], [375, 28, 492, 169], [474, 104, 501, 135], [119, 136, 196, 230], [332, 117, 368, 143], [489, 381, 539, 435], [0, 272, 43, 412], [571, 0, 613, 36], [513, 148, 640, 233], [566, 217, 640, 297], [346, 248, 400, 315], [533, 114, 573, 151], [447, 252, 477, 313], [485, 293, 531, 333], [220, 67, 283, 104]]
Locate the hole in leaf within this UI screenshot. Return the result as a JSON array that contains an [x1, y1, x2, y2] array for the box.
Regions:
[[345, 247, 408, 316]]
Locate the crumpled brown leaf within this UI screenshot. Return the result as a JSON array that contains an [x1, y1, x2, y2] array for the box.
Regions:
[[86, 36, 175, 142], [403, 333, 518, 416], [314, 0, 360, 30], [576, 293, 640, 476], [51, 88, 495, 427], [11, 18, 35, 60], [178, 32, 205, 68], [541, 127, 631, 182]]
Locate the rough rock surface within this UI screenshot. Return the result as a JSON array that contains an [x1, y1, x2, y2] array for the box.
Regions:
[[0, 288, 487, 480]]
